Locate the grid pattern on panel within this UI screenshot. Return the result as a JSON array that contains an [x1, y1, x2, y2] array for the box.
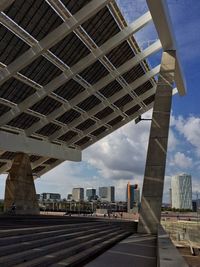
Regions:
[[0, 24, 30, 65], [4, 0, 63, 41], [55, 79, 86, 101], [0, 0, 157, 175], [0, 78, 36, 104]]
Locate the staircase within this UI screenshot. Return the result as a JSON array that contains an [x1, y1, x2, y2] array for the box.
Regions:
[[0, 218, 135, 266]]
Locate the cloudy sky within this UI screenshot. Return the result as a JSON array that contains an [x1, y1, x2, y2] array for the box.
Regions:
[[0, 0, 199, 202]]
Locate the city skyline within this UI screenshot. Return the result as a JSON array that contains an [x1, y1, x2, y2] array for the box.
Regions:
[[34, 176, 198, 204]]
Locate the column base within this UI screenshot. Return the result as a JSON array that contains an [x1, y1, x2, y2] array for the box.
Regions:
[[4, 153, 39, 215]]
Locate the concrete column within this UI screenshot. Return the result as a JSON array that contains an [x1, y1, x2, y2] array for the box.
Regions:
[[4, 152, 39, 215], [138, 51, 175, 234]]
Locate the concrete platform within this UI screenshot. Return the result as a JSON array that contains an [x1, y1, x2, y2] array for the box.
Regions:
[[85, 233, 157, 267]]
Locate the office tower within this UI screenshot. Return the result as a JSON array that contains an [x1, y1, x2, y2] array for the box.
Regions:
[[72, 188, 84, 201], [126, 183, 140, 211], [86, 188, 96, 201], [99, 186, 115, 202], [171, 174, 192, 210]]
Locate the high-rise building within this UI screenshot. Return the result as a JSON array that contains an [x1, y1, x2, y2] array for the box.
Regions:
[[99, 186, 115, 202], [171, 174, 192, 210], [126, 183, 140, 211], [72, 188, 84, 201], [86, 188, 96, 201]]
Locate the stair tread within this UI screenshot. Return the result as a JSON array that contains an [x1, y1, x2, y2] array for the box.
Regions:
[[0, 228, 124, 266], [0, 222, 104, 237], [0, 223, 109, 245], [15, 230, 128, 267], [51, 231, 131, 267], [0, 225, 120, 256]]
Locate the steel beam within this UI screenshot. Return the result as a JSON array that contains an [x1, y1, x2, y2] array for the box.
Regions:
[[0, 131, 81, 162], [0, 12, 154, 127], [146, 0, 186, 95], [24, 42, 161, 137], [81, 104, 154, 149], [0, 0, 111, 84], [68, 88, 157, 146], [26, 64, 160, 140], [81, 86, 178, 150]]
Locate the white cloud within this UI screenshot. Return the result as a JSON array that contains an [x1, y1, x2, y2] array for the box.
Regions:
[[170, 151, 192, 169], [175, 116, 200, 155], [84, 115, 151, 182]]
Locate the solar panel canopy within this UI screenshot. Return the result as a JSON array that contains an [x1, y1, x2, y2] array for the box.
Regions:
[[0, 0, 185, 177]]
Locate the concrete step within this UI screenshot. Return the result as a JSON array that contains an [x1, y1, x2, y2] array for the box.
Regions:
[[0, 224, 118, 256], [0, 227, 122, 267], [15, 230, 128, 267], [50, 231, 131, 267], [0, 222, 106, 245], [0, 221, 104, 238]]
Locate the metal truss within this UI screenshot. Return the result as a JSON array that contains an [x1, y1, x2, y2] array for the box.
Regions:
[[0, 0, 185, 176], [0, 10, 153, 127]]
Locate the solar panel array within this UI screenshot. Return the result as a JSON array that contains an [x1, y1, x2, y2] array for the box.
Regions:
[[0, 0, 160, 176]]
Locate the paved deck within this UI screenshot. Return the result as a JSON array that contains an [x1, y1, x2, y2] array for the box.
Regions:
[[85, 233, 157, 267]]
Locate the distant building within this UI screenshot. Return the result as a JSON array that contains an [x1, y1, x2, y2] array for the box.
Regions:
[[41, 193, 61, 201], [72, 188, 84, 201], [126, 183, 140, 212], [171, 174, 192, 210], [67, 194, 72, 201], [86, 188, 96, 201], [192, 199, 200, 212], [99, 186, 115, 202]]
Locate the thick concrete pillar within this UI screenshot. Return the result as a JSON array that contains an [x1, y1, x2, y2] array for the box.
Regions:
[[4, 152, 39, 215], [138, 51, 175, 234]]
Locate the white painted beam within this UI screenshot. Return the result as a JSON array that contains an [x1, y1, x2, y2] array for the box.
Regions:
[[81, 103, 154, 149], [0, 0, 111, 84], [0, 12, 37, 46], [0, 131, 81, 161], [81, 86, 178, 149], [26, 64, 160, 139], [146, 0, 186, 95], [24, 42, 161, 137], [28, 64, 160, 140], [72, 83, 177, 148], [68, 87, 157, 145], [0, 12, 154, 127]]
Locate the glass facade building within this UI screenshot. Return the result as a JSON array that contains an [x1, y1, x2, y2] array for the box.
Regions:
[[171, 174, 192, 210]]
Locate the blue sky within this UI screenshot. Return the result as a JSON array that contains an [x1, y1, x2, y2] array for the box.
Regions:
[[0, 0, 200, 202]]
